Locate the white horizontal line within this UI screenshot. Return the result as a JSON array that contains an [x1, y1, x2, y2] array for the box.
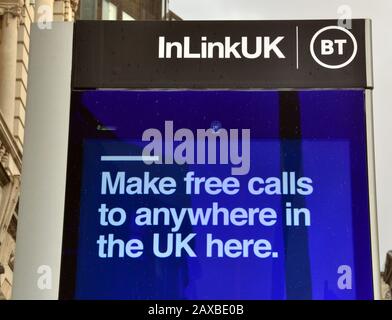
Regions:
[[100, 156, 159, 162], [296, 26, 299, 70]]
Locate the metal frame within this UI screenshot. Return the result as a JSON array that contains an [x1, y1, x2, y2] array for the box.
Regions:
[[12, 23, 73, 300], [366, 89, 381, 300]]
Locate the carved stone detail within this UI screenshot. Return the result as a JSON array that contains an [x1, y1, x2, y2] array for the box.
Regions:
[[0, 142, 11, 178], [70, 0, 79, 13]]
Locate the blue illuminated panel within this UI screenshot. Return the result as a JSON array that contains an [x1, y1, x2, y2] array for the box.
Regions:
[[61, 90, 373, 300]]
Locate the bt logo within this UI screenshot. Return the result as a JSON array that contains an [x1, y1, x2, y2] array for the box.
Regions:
[[310, 26, 358, 69]]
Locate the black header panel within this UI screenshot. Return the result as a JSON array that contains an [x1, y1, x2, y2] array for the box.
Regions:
[[72, 20, 372, 89]]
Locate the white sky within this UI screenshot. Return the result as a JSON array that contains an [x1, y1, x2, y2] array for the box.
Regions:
[[170, 0, 390, 20], [170, 0, 392, 269]]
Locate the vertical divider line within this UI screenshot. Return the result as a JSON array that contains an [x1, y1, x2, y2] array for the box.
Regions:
[[296, 26, 299, 70]]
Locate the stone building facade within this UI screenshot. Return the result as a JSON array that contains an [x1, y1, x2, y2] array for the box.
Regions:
[[0, 0, 79, 300]]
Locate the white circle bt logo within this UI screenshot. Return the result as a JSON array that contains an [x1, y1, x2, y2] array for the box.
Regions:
[[310, 26, 358, 69]]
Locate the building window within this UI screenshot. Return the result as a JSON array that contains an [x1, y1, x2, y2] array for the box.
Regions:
[[77, 0, 177, 21], [102, 0, 118, 20], [79, 0, 98, 20], [122, 11, 134, 20]]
